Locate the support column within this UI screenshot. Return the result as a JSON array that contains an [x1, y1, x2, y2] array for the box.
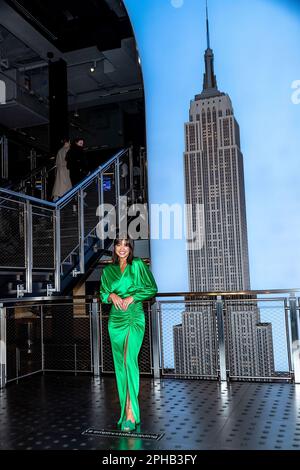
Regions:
[[216, 296, 227, 382], [0, 304, 6, 389], [151, 301, 160, 379], [48, 58, 69, 154], [289, 294, 300, 384], [91, 299, 100, 377]]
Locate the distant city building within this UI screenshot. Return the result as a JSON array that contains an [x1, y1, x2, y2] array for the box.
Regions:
[[184, 7, 250, 292], [173, 305, 275, 379], [226, 304, 260, 378], [173, 7, 275, 379], [174, 309, 217, 377], [256, 322, 275, 377], [173, 324, 184, 375], [226, 305, 275, 379]]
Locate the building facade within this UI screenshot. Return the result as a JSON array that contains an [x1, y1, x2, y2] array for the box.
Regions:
[[184, 16, 250, 292], [172, 9, 275, 379]]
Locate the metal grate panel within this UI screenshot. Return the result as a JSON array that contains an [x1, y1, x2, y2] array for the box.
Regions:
[[43, 302, 92, 372], [6, 305, 42, 382], [225, 297, 292, 381], [159, 300, 218, 379], [0, 199, 25, 268], [32, 207, 54, 268]]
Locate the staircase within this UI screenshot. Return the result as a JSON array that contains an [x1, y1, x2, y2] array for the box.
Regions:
[[0, 147, 146, 299]]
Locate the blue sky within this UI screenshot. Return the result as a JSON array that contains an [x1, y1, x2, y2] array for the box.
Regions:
[[124, 0, 300, 293]]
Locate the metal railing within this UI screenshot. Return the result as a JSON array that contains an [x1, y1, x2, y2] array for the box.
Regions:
[[0, 295, 154, 386], [155, 289, 300, 384], [0, 289, 299, 388], [2, 144, 147, 203], [0, 147, 136, 297], [1, 297, 94, 385], [12, 162, 56, 200], [0, 135, 51, 190]]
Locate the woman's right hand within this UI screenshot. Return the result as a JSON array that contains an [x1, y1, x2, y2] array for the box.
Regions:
[[108, 293, 124, 310]]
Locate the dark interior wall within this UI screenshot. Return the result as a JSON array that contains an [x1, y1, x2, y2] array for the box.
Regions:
[[0, 122, 50, 183], [76, 100, 145, 171], [123, 108, 146, 147], [1, 93, 145, 182], [6, 138, 49, 182], [69, 103, 123, 149], [0, 0, 145, 182], [69, 100, 145, 149], [48, 59, 69, 154]]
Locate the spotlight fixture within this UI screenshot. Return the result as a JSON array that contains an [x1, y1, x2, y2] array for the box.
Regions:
[[90, 61, 97, 73]]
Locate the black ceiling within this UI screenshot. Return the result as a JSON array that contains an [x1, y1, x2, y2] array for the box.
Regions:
[[5, 0, 133, 52]]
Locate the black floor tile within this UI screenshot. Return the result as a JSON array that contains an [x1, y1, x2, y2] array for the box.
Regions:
[[0, 375, 300, 450]]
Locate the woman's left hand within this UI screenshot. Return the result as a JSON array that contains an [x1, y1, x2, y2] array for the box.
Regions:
[[122, 296, 134, 310]]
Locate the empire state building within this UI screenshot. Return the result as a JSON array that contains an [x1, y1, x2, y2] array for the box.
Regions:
[[184, 7, 251, 292]]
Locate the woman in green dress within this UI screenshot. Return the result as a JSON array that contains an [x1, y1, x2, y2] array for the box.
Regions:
[[99, 236, 158, 431]]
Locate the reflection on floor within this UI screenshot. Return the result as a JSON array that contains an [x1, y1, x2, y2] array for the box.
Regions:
[[0, 375, 300, 450]]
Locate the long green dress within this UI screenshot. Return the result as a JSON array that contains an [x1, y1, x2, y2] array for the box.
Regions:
[[99, 256, 158, 426]]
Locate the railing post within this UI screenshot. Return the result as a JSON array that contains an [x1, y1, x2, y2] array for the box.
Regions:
[[25, 200, 33, 294], [41, 305, 45, 373], [74, 343, 77, 376], [0, 135, 8, 179], [91, 299, 100, 377], [129, 146, 134, 204], [216, 296, 227, 382], [151, 301, 161, 379], [16, 347, 20, 383], [29, 148, 37, 171], [0, 304, 6, 389], [289, 294, 300, 384], [41, 166, 47, 200], [115, 157, 120, 229], [79, 189, 85, 274], [284, 298, 292, 374], [98, 174, 104, 250], [54, 207, 61, 292]]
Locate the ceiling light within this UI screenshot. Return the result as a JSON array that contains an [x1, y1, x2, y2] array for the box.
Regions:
[[90, 61, 97, 73]]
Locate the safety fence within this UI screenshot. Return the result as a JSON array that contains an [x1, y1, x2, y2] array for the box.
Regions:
[[0, 290, 299, 388]]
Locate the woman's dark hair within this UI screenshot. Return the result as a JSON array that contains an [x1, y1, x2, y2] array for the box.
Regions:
[[74, 137, 84, 145], [112, 235, 134, 264]]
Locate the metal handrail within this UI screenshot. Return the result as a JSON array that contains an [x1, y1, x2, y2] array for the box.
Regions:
[[0, 147, 134, 298], [56, 148, 127, 207], [1, 145, 129, 201], [0, 148, 128, 207], [1, 292, 299, 384], [155, 288, 300, 297], [16, 163, 56, 200], [0, 187, 56, 207], [17, 162, 55, 186], [0, 288, 299, 305]]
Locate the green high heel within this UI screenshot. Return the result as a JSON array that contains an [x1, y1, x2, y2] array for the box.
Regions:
[[121, 419, 136, 432]]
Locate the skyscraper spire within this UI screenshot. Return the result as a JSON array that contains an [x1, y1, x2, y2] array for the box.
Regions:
[[200, 0, 220, 98], [206, 0, 210, 50]]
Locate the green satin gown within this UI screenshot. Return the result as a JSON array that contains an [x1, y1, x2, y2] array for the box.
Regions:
[[99, 256, 158, 426]]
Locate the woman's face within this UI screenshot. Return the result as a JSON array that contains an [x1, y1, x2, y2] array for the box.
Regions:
[[115, 239, 130, 261]]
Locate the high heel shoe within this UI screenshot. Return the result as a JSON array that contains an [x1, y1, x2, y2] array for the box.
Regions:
[[121, 419, 136, 432]]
